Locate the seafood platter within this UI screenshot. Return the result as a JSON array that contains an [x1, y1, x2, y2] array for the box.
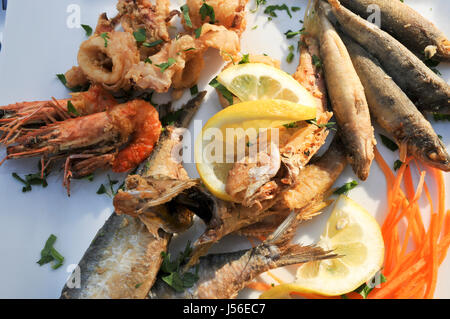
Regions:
[[0, 0, 449, 299]]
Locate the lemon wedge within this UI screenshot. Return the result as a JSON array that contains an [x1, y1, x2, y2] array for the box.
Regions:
[[260, 195, 385, 298], [195, 100, 316, 201], [217, 63, 318, 107]]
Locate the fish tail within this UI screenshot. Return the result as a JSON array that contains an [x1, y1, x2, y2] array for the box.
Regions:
[[265, 211, 337, 266]]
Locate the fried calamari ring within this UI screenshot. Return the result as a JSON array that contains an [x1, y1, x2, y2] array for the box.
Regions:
[[78, 31, 139, 91]]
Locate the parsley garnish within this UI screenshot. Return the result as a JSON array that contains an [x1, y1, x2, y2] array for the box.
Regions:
[[195, 26, 202, 38], [67, 100, 80, 116], [143, 39, 163, 48], [37, 234, 65, 270], [312, 55, 322, 69], [291, 6, 301, 12], [353, 272, 387, 299], [284, 28, 304, 39], [199, 1, 216, 24], [190, 85, 199, 96], [145, 58, 153, 64], [161, 108, 184, 126], [159, 242, 199, 292], [433, 113, 450, 121], [238, 54, 250, 64], [181, 4, 193, 28], [286, 45, 295, 63], [81, 24, 93, 37], [156, 58, 177, 72], [264, 4, 292, 18], [209, 77, 234, 105], [100, 32, 110, 48], [393, 160, 403, 171], [133, 28, 147, 43], [380, 134, 399, 151], [334, 180, 358, 195], [97, 174, 122, 197], [251, 0, 267, 13], [56, 74, 85, 92], [283, 122, 298, 129], [12, 165, 48, 193], [306, 118, 336, 130]]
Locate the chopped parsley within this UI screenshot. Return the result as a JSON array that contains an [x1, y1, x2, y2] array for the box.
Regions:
[[353, 272, 387, 299], [334, 180, 358, 195], [238, 54, 250, 64], [393, 160, 403, 171], [286, 45, 295, 63], [12, 166, 48, 193], [67, 100, 80, 116], [159, 242, 199, 292], [306, 118, 336, 130], [81, 24, 93, 37], [143, 39, 163, 48], [264, 4, 292, 18], [156, 58, 177, 72], [181, 4, 193, 28], [312, 55, 322, 69], [100, 32, 110, 48], [37, 234, 64, 270], [209, 77, 234, 105], [183, 47, 196, 52], [145, 57, 153, 64], [97, 174, 123, 198], [251, 0, 267, 13], [379, 134, 399, 151], [162, 108, 184, 126], [195, 26, 202, 38], [424, 58, 441, 75], [291, 6, 301, 12], [199, 1, 216, 24], [56, 74, 86, 92], [133, 28, 147, 43], [433, 113, 450, 121], [283, 122, 298, 129], [284, 28, 304, 39], [190, 84, 199, 96]]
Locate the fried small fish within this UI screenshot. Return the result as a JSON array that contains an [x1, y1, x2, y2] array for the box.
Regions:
[[149, 211, 337, 299]]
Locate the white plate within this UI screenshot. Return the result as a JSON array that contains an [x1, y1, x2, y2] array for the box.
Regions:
[[0, 0, 448, 299]]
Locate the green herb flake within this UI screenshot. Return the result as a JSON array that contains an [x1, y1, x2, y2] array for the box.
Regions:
[[238, 54, 250, 65], [181, 4, 193, 28], [183, 47, 196, 52], [199, 1, 216, 24], [135, 283, 143, 289], [209, 77, 234, 105], [251, 0, 267, 13], [195, 26, 202, 39], [145, 58, 153, 64], [306, 118, 336, 130], [252, 25, 258, 30], [156, 58, 177, 73], [284, 28, 304, 39], [100, 32, 110, 48], [143, 39, 163, 48], [67, 100, 80, 116], [291, 6, 301, 12], [81, 24, 93, 37], [37, 234, 64, 270], [354, 273, 387, 299], [334, 180, 358, 195], [96, 184, 107, 195], [159, 242, 199, 293], [56, 74, 68, 86], [380, 134, 399, 151], [283, 122, 298, 129], [190, 85, 199, 96], [312, 55, 322, 69], [162, 108, 184, 126], [264, 4, 292, 18], [393, 160, 403, 171], [133, 28, 147, 43], [433, 113, 450, 121]]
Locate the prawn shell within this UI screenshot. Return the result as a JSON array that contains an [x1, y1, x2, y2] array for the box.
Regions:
[[111, 100, 162, 173]]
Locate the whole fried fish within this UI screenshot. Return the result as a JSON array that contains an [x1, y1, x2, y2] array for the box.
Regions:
[[339, 0, 450, 62], [149, 211, 337, 299], [325, 0, 450, 114], [60, 92, 206, 299], [342, 35, 450, 172]]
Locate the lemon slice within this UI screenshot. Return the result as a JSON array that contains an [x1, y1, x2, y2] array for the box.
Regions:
[[195, 100, 316, 201], [217, 63, 318, 107], [260, 196, 385, 298]]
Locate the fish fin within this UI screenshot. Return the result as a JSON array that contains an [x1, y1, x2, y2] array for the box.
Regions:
[[275, 244, 337, 267]]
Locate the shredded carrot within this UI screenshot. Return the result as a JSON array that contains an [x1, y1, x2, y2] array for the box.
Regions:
[[246, 282, 271, 292], [266, 271, 285, 285], [283, 150, 449, 300]]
